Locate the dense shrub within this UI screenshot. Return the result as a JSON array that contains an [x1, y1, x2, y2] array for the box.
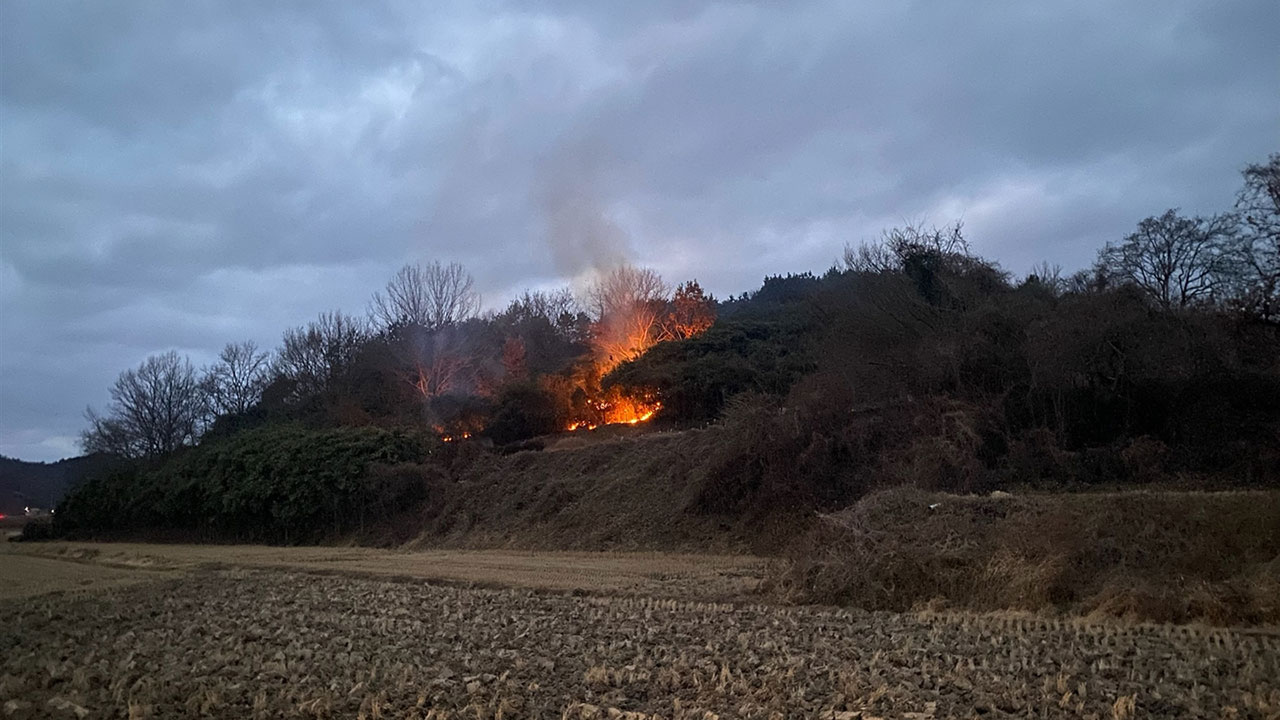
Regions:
[[484, 381, 565, 444], [56, 174, 1280, 550], [55, 424, 440, 542], [605, 318, 816, 422], [16, 518, 55, 541], [690, 390, 1006, 524]]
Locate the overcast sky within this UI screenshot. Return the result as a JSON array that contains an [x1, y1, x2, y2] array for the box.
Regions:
[[1, 1, 1277, 462]]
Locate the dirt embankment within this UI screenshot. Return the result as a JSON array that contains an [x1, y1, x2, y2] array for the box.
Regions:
[[771, 487, 1280, 625], [400, 429, 1280, 625], [415, 427, 758, 552]]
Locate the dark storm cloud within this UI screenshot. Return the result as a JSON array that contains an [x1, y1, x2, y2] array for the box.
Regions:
[[2, 0, 1277, 460]]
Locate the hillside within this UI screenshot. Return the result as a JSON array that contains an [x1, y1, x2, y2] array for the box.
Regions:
[[0, 454, 104, 515], [32, 415, 1280, 624], [38, 191, 1280, 623], [416, 427, 749, 552], [770, 487, 1280, 625]]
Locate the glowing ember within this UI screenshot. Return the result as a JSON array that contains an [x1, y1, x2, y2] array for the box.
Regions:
[[567, 395, 661, 431], [432, 422, 477, 443]]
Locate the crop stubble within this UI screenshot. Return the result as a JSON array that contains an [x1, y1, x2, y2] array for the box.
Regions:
[[2, 568, 1276, 719]]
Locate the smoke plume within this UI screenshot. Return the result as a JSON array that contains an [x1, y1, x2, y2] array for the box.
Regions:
[[537, 142, 631, 282]]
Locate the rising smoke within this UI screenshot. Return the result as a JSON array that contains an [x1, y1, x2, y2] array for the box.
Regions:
[[537, 141, 632, 284]]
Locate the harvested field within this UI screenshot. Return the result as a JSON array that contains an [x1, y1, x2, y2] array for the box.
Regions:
[[2, 542, 765, 601], [0, 553, 152, 600], [2, 568, 1277, 719]]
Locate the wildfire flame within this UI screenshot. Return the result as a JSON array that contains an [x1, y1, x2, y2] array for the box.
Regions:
[[566, 394, 661, 431], [424, 271, 711, 440]]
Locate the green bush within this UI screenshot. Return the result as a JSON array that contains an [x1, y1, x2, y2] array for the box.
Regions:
[[55, 424, 440, 542]]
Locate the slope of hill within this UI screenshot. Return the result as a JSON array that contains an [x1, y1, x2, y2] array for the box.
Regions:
[[414, 427, 759, 552], [0, 454, 104, 515], [770, 487, 1280, 625]]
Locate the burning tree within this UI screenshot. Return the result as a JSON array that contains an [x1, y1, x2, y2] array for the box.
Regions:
[[581, 265, 670, 371], [380, 322, 491, 439], [501, 336, 527, 379], [561, 267, 717, 430], [665, 280, 716, 340]]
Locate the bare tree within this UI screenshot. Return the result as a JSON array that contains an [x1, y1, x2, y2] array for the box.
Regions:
[[369, 261, 481, 331], [1238, 154, 1280, 242], [81, 351, 206, 458], [581, 265, 670, 369], [202, 341, 271, 416], [502, 288, 578, 324], [1096, 209, 1235, 310], [274, 311, 369, 397], [1026, 261, 1065, 294], [842, 239, 897, 273], [582, 265, 668, 320], [842, 221, 969, 273], [80, 410, 139, 458], [1230, 155, 1280, 321]]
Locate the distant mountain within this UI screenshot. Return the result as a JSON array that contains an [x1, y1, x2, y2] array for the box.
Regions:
[[0, 454, 110, 515]]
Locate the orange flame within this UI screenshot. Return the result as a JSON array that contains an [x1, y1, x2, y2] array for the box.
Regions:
[[432, 423, 476, 443], [564, 275, 713, 432], [567, 394, 661, 431]]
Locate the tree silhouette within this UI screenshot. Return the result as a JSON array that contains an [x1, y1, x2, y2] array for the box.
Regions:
[[370, 261, 480, 332], [1096, 209, 1234, 310], [82, 351, 206, 458], [202, 341, 270, 416]]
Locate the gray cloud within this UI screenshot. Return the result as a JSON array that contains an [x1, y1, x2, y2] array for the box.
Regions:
[[2, 0, 1277, 460]]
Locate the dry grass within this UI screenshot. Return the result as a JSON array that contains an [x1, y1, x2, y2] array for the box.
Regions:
[[3, 568, 1276, 718], [2, 542, 766, 602], [770, 487, 1280, 625], [419, 428, 747, 552], [0, 553, 152, 600]]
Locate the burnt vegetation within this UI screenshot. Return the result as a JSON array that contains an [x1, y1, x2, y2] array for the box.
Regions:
[[46, 155, 1280, 619]]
